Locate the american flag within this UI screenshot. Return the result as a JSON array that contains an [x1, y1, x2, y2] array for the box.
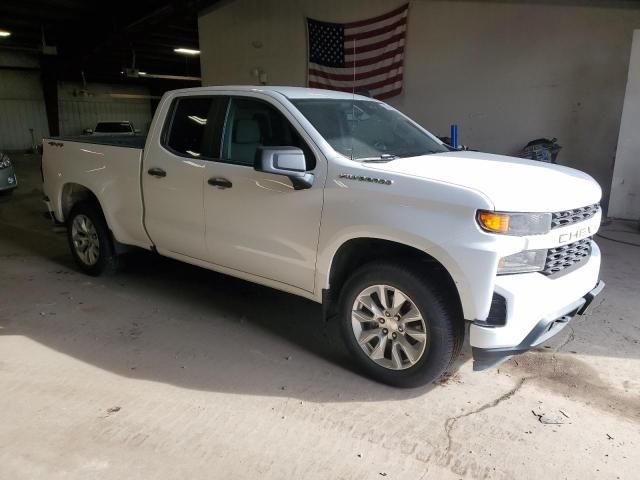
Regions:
[[306, 4, 409, 100]]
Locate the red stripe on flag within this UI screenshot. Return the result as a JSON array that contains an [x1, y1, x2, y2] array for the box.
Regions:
[[309, 61, 403, 81], [344, 47, 404, 68], [344, 4, 409, 28], [309, 72, 403, 94], [346, 32, 405, 54], [344, 18, 407, 42], [375, 87, 403, 100]]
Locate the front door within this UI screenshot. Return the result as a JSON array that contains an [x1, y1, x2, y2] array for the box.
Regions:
[[203, 96, 325, 292]]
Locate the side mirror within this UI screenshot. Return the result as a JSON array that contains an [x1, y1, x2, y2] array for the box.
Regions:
[[254, 147, 314, 190]]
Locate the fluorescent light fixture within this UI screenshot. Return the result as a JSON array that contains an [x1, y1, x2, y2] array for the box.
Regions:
[[0, 30, 11, 38], [174, 48, 200, 55]]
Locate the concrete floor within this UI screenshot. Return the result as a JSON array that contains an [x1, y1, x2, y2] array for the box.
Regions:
[[1, 154, 639, 480]]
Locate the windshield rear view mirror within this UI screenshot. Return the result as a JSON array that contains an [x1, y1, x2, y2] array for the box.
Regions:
[[254, 147, 314, 190]]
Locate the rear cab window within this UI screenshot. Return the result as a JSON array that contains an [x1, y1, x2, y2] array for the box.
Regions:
[[162, 96, 228, 159]]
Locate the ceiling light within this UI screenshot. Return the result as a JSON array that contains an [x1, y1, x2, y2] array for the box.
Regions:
[[0, 30, 11, 38], [174, 48, 200, 55]]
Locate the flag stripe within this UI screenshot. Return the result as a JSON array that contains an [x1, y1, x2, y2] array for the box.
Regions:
[[344, 3, 409, 28], [346, 39, 405, 62], [344, 7, 408, 36], [309, 68, 403, 89], [344, 24, 407, 49], [376, 86, 403, 100], [344, 17, 407, 42], [344, 48, 404, 68], [309, 72, 403, 93], [309, 60, 404, 81], [344, 31, 405, 54]]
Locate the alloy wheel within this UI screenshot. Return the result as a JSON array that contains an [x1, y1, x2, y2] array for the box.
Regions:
[[71, 214, 100, 266], [351, 284, 428, 370]]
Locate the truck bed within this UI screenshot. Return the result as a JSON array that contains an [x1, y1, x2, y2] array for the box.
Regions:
[[42, 136, 151, 250], [53, 135, 147, 149]]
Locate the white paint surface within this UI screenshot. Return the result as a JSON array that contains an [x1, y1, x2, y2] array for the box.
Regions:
[[610, 30, 640, 220]]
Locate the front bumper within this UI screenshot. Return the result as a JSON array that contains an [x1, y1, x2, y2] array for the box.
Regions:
[[0, 168, 17, 191], [471, 241, 603, 370]]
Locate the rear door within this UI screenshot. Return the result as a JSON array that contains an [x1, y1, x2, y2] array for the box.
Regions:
[[202, 95, 325, 292], [143, 95, 227, 259]]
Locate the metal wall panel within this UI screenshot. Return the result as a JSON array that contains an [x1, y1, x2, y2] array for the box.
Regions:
[[0, 69, 50, 151], [58, 82, 153, 136]]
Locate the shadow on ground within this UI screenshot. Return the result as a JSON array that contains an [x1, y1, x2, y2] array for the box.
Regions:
[[1, 154, 638, 406]]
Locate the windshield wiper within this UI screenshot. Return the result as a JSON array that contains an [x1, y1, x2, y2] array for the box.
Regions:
[[361, 154, 398, 163]]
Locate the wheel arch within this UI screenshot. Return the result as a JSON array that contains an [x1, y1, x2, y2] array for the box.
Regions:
[[59, 183, 126, 253], [60, 182, 104, 222], [321, 236, 467, 323]]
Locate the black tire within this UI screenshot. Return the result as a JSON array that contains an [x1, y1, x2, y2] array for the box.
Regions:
[[337, 261, 463, 388], [66, 200, 119, 276], [0, 188, 14, 196]]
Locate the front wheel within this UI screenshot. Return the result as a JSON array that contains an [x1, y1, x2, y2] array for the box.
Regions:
[[338, 262, 463, 388], [67, 201, 119, 276]]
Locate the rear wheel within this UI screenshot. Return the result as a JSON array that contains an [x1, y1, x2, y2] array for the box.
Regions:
[[338, 262, 463, 387], [67, 201, 119, 276]]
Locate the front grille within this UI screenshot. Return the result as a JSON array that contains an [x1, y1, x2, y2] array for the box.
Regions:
[[543, 237, 592, 277], [551, 203, 600, 229]]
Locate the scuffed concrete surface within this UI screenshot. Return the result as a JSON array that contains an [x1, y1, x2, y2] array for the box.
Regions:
[[0, 154, 638, 479]]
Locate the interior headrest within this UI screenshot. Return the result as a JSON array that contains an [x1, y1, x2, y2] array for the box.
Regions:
[[233, 119, 261, 144]]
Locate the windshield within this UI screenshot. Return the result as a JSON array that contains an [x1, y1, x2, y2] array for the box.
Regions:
[[95, 122, 133, 133], [291, 99, 447, 160]]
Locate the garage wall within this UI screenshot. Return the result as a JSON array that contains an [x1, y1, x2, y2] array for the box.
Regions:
[[198, 0, 640, 211], [0, 51, 50, 151], [58, 82, 153, 136], [609, 29, 640, 220]]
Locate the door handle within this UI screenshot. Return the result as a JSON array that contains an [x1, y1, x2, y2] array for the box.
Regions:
[[208, 177, 233, 189], [147, 167, 167, 178]]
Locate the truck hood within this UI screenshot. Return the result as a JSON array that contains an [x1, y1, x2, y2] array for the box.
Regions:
[[368, 151, 602, 212]]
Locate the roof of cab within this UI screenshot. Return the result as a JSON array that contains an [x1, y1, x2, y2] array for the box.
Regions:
[[168, 85, 374, 101]]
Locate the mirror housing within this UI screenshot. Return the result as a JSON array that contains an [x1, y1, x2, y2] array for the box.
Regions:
[[254, 147, 314, 190]]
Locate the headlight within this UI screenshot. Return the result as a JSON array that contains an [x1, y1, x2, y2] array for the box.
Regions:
[[498, 249, 547, 274], [477, 210, 551, 235], [0, 153, 11, 169]]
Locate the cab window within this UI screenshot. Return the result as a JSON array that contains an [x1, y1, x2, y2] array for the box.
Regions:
[[221, 97, 315, 169], [164, 96, 228, 159]]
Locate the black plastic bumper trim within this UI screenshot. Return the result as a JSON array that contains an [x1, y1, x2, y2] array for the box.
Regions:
[[472, 280, 605, 371]]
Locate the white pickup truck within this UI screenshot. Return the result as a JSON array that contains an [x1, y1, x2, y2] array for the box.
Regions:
[[42, 86, 604, 387]]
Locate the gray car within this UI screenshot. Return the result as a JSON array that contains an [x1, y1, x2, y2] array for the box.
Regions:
[[0, 152, 18, 195]]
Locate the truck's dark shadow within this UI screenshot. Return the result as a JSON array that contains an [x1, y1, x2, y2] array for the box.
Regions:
[[0, 217, 464, 401]]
